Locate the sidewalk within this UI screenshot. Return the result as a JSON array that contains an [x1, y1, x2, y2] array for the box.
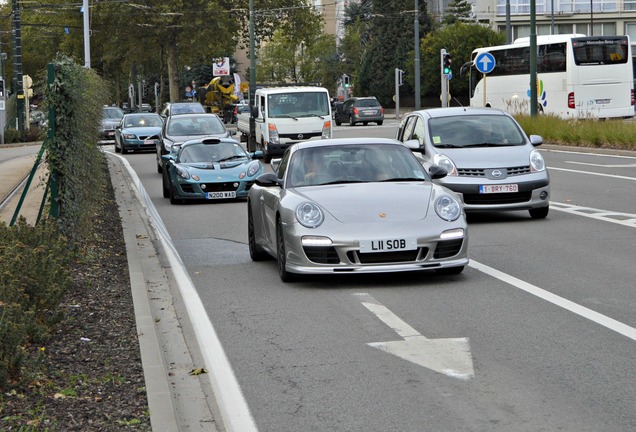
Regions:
[[0, 147, 46, 225]]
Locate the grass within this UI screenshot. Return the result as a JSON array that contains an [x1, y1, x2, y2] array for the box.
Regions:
[[514, 114, 636, 151]]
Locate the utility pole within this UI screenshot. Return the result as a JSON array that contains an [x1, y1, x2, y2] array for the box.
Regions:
[[414, 0, 421, 110], [248, 0, 257, 152], [12, 0, 25, 132], [83, 0, 90, 68]]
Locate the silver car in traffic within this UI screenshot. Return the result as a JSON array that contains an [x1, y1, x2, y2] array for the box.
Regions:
[[247, 138, 469, 282], [396, 107, 550, 219]]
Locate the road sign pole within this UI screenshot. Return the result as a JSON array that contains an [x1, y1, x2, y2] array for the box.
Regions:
[[483, 74, 486, 107]]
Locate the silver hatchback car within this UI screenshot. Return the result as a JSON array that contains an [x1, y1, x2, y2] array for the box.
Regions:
[[396, 107, 550, 219]]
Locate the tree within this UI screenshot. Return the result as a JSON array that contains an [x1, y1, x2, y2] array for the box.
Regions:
[[414, 22, 505, 103], [443, 0, 474, 25], [356, 0, 433, 106]]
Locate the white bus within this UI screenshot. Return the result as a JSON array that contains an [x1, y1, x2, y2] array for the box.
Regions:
[[468, 34, 635, 119]]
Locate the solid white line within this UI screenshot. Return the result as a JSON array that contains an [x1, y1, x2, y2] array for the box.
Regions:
[[110, 152, 259, 432], [542, 149, 636, 160], [469, 260, 636, 342], [548, 166, 636, 181], [565, 161, 636, 168]]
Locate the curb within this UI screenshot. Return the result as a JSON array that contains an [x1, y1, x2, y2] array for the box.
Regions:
[[108, 154, 220, 431]]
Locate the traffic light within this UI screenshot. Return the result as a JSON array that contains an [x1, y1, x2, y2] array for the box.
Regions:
[[343, 74, 350, 88], [443, 52, 452, 75]]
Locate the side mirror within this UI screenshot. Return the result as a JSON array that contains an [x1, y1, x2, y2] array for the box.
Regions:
[[255, 172, 282, 187], [529, 135, 543, 146], [404, 139, 423, 152], [251, 106, 259, 118], [270, 158, 282, 173], [428, 165, 448, 180], [250, 150, 264, 159]]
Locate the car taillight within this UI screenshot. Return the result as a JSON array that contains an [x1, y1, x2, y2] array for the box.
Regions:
[[568, 92, 575, 109], [353, 107, 359, 115], [631, 89, 635, 106], [381, 107, 385, 114]]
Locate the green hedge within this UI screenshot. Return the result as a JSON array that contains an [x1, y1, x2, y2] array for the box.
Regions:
[[0, 55, 109, 388]]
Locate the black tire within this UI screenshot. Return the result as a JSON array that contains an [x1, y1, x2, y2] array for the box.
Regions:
[[169, 185, 179, 205], [335, 118, 341, 126], [162, 173, 170, 199], [349, 115, 355, 126], [156, 152, 163, 174], [529, 205, 549, 219], [377, 121, 383, 126], [363, 122, 368, 126], [436, 266, 465, 275], [263, 143, 272, 163], [248, 205, 270, 261], [277, 219, 297, 282], [121, 145, 128, 154]]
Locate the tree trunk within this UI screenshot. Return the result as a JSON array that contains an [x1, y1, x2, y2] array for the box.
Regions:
[[166, 39, 180, 102]]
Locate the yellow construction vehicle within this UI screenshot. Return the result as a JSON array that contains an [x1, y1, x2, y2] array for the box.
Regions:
[[199, 76, 239, 123]]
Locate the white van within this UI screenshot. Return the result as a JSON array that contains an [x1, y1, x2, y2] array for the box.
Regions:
[[237, 86, 333, 161]]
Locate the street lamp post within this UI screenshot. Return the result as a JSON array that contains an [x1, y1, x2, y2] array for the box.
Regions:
[[414, 0, 421, 110]]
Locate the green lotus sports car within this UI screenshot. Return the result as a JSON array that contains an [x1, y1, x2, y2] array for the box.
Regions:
[[162, 137, 263, 204]]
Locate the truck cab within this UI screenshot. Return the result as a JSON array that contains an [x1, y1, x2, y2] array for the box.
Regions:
[[237, 86, 333, 162]]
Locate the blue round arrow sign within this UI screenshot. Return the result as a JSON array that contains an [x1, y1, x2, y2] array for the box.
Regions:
[[475, 52, 496, 74]]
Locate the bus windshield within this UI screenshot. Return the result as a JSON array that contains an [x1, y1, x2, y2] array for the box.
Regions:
[[572, 36, 629, 66]]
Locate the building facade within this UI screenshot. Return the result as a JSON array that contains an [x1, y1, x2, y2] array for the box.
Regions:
[[474, 0, 636, 43]]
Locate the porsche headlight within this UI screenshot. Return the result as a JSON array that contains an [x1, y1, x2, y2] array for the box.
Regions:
[[435, 195, 461, 221], [529, 149, 546, 172], [295, 202, 324, 228], [247, 161, 261, 177], [432, 154, 458, 176]]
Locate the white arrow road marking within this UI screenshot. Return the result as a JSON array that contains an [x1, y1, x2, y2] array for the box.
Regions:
[[354, 293, 474, 380]]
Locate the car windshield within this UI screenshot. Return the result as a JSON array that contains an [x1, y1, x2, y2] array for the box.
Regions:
[[178, 142, 247, 164], [167, 116, 226, 136], [123, 115, 162, 128], [288, 144, 427, 187], [267, 92, 330, 118], [171, 103, 205, 114], [428, 114, 526, 148], [103, 108, 124, 119]]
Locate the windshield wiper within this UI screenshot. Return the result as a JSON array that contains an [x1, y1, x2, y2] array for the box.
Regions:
[[378, 177, 425, 182], [462, 143, 506, 148], [218, 155, 246, 162], [434, 144, 463, 148], [314, 179, 366, 186]]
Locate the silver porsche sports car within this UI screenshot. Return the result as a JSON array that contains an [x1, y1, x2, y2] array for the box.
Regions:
[[247, 138, 469, 282]]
